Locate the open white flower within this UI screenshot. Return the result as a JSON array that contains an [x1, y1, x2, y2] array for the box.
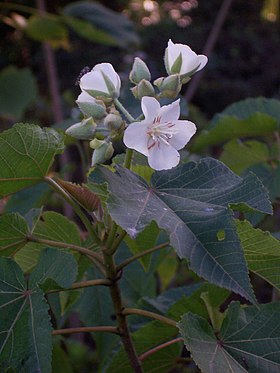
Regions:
[[123, 97, 196, 170], [165, 39, 208, 77], [80, 63, 121, 100]]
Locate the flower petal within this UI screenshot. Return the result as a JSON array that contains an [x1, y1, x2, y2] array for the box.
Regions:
[[196, 55, 208, 72], [80, 71, 109, 94], [141, 97, 160, 120], [159, 99, 180, 122], [123, 121, 150, 156], [168, 120, 196, 150], [93, 63, 121, 93], [148, 142, 180, 170], [76, 91, 96, 104]]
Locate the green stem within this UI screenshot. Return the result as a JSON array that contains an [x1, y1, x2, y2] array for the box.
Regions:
[[109, 228, 127, 255], [114, 98, 135, 123], [103, 251, 144, 372], [117, 242, 170, 272], [52, 326, 118, 336], [27, 235, 103, 265], [139, 337, 183, 361], [124, 149, 134, 169], [47, 278, 111, 293], [45, 176, 101, 245], [122, 308, 177, 327]]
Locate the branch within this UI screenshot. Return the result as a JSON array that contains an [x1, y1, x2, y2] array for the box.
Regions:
[[122, 308, 177, 328], [116, 242, 170, 271], [47, 278, 111, 293], [27, 234, 103, 265], [52, 326, 118, 336], [139, 337, 183, 361]]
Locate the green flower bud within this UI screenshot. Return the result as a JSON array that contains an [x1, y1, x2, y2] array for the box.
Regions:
[[157, 74, 182, 99], [131, 79, 155, 100], [76, 92, 106, 120], [90, 140, 114, 166], [153, 77, 165, 89], [104, 113, 124, 132], [66, 117, 96, 140], [129, 57, 151, 84]]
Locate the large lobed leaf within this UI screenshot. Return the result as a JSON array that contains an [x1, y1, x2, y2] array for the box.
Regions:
[[0, 123, 64, 198], [0, 249, 77, 372], [89, 158, 272, 302], [178, 301, 280, 373]]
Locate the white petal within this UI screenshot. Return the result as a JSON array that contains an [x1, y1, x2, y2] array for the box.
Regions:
[[168, 120, 196, 150], [159, 99, 180, 122], [148, 142, 180, 170], [93, 63, 120, 91], [123, 121, 150, 156], [195, 55, 208, 72], [80, 71, 109, 94], [141, 97, 160, 120], [76, 91, 95, 104]]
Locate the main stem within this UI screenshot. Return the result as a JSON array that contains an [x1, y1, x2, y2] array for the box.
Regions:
[[103, 251, 143, 373]]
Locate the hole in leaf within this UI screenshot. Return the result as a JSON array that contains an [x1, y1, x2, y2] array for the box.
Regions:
[[217, 229, 225, 241]]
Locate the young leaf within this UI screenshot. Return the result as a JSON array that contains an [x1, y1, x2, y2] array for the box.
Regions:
[[0, 123, 64, 198], [237, 220, 280, 290], [89, 158, 272, 303], [0, 213, 29, 256], [178, 302, 280, 373]]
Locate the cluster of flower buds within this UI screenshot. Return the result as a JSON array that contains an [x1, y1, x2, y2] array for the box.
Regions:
[[66, 39, 207, 170]]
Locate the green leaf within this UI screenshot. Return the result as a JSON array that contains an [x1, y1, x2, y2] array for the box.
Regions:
[[63, 15, 118, 46], [107, 321, 179, 373], [0, 258, 52, 373], [25, 14, 68, 48], [178, 301, 280, 373], [0, 123, 64, 198], [125, 221, 160, 270], [31, 211, 81, 247], [30, 247, 78, 291], [237, 220, 280, 290], [63, 1, 139, 48], [0, 213, 29, 256], [89, 158, 272, 302], [220, 139, 270, 175], [192, 97, 280, 151], [0, 66, 37, 120], [192, 113, 277, 151]]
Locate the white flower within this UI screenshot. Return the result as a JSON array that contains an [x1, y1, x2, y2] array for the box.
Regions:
[[165, 39, 208, 77], [123, 97, 196, 170], [80, 63, 121, 100]]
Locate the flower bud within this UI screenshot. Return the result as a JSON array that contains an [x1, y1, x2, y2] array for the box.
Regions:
[[131, 79, 155, 100], [129, 57, 151, 84], [104, 113, 124, 132], [76, 92, 106, 120], [90, 140, 114, 166], [66, 117, 96, 140], [164, 39, 208, 79], [157, 74, 182, 99], [80, 63, 121, 101]]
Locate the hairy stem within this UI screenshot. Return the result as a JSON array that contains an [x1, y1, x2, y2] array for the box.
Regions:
[[122, 308, 177, 327], [117, 242, 170, 272], [47, 278, 111, 293], [27, 235, 103, 266], [139, 337, 183, 361], [103, 251, 144, 372], [114, 98, 135, 123], [45, 176, 101, 245], [52, 326, 118, 336]]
